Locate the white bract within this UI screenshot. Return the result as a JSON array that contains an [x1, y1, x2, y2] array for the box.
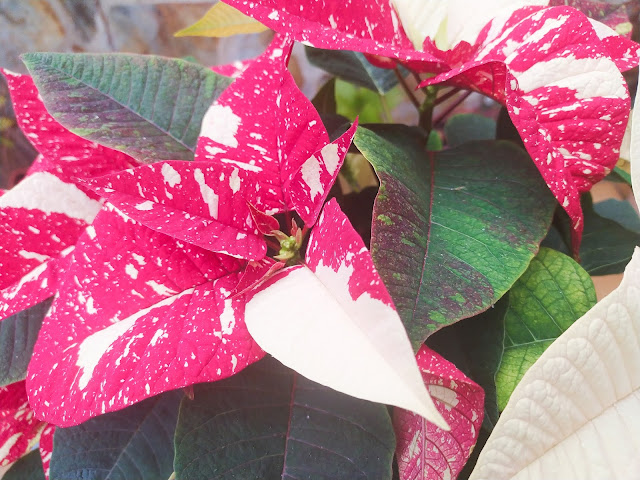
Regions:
[[470, 247, 640, 479], [391, 0, 548, 50]]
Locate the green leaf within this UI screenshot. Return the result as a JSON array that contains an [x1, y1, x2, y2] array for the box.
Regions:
[[495, 106, 523, 148], [306, 47, 398, 94], [21, 53, 233, 163], [3, 450, 45, 480], [50, 390, 182, 480], [444, 114, 496, 148], [335, 81, 385, 124], [0, 298, 52, 387], [174, 357, 395, 480], [495, 247, 596, 411], [426, 296, 507, 432], [354, 127, 555, 346], [312, 78, 337, 116], [580, 193, 640, 275], [426, 129, 443, 151]]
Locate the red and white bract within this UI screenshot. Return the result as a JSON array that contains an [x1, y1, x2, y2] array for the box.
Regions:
[[0, 381, 46, 469], [421, 6, 634, 251], [196, 34, 357, 227], [86, 35, 356, 259], [39, 424, 54, 480], [223, 2, 638, 251], [0, 168, 97, 321], [85, 162, 268, 260], [0, 70, 137, 320], [394, 346, 485, 480], [27, 205, 264, 426], [245, 199, 448, 429], [1, 70, 136, 190], [221, 0, 443, 70]]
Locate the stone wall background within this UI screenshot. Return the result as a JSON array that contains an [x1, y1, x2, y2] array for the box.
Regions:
[[0, 1, 272, 72]]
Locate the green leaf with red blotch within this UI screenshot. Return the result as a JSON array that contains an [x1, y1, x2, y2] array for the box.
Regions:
[[174, 356, 396, 480], [0, 297, 52, 386], [21, 53, 233, 163], [354, 126, 555, 347]]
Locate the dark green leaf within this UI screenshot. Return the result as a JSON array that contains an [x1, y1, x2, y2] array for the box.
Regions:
[[354, 127, 555, 346], [541, 225, 571, 257], [457, 427, 490, 480], [427, 296, 507, 432], [495, 106, 523, 148], [50, 391, 182, 480], [306, 47, 398, 94], [0, 298, 52, 387], [4, 450, 45, 480], [312, 78, 337, 115], [593, 198, 640, 233], [174, 357, 395, 480], [319, 114, 351, 142], [496, 247, 596, 410], [580, 193, 640, 275], [444, 114, 496, 148], [21, 53, 233, 163]]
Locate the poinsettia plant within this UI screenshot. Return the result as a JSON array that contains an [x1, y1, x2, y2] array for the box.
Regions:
[[0, 0, 639, 478]]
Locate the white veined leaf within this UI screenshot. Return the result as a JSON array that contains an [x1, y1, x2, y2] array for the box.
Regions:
[[470, 247, 640, 479]]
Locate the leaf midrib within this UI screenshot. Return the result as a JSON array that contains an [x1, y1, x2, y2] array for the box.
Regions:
[[410, 153, 435, 328]]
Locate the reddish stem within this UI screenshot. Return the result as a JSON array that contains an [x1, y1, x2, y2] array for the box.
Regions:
[[394, 69, 421, 109], [433, 87, 462, 107], [432, 91, 473, 127]]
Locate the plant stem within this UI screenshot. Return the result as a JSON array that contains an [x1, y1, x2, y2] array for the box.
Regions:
[[433, 87, 462, 107], [432, 91, 473, 127], [418, 86, 439, 132], [412, 71, 424, 87], [394, 68, 420, 109]]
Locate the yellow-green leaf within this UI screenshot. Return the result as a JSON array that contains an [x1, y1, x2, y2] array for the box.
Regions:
[[174, 3, 268, 38]]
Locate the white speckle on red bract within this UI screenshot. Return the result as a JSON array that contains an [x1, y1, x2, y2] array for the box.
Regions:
[[27, 205, 264, 426], [245, 199, 448, 429], [0, 70, 137, 322], [0, 382, 46, 469], [86, 34, 357, 257], [420, 5, 636, 251], [394, 346, 485, 480], [221, 2, 639, 252]]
